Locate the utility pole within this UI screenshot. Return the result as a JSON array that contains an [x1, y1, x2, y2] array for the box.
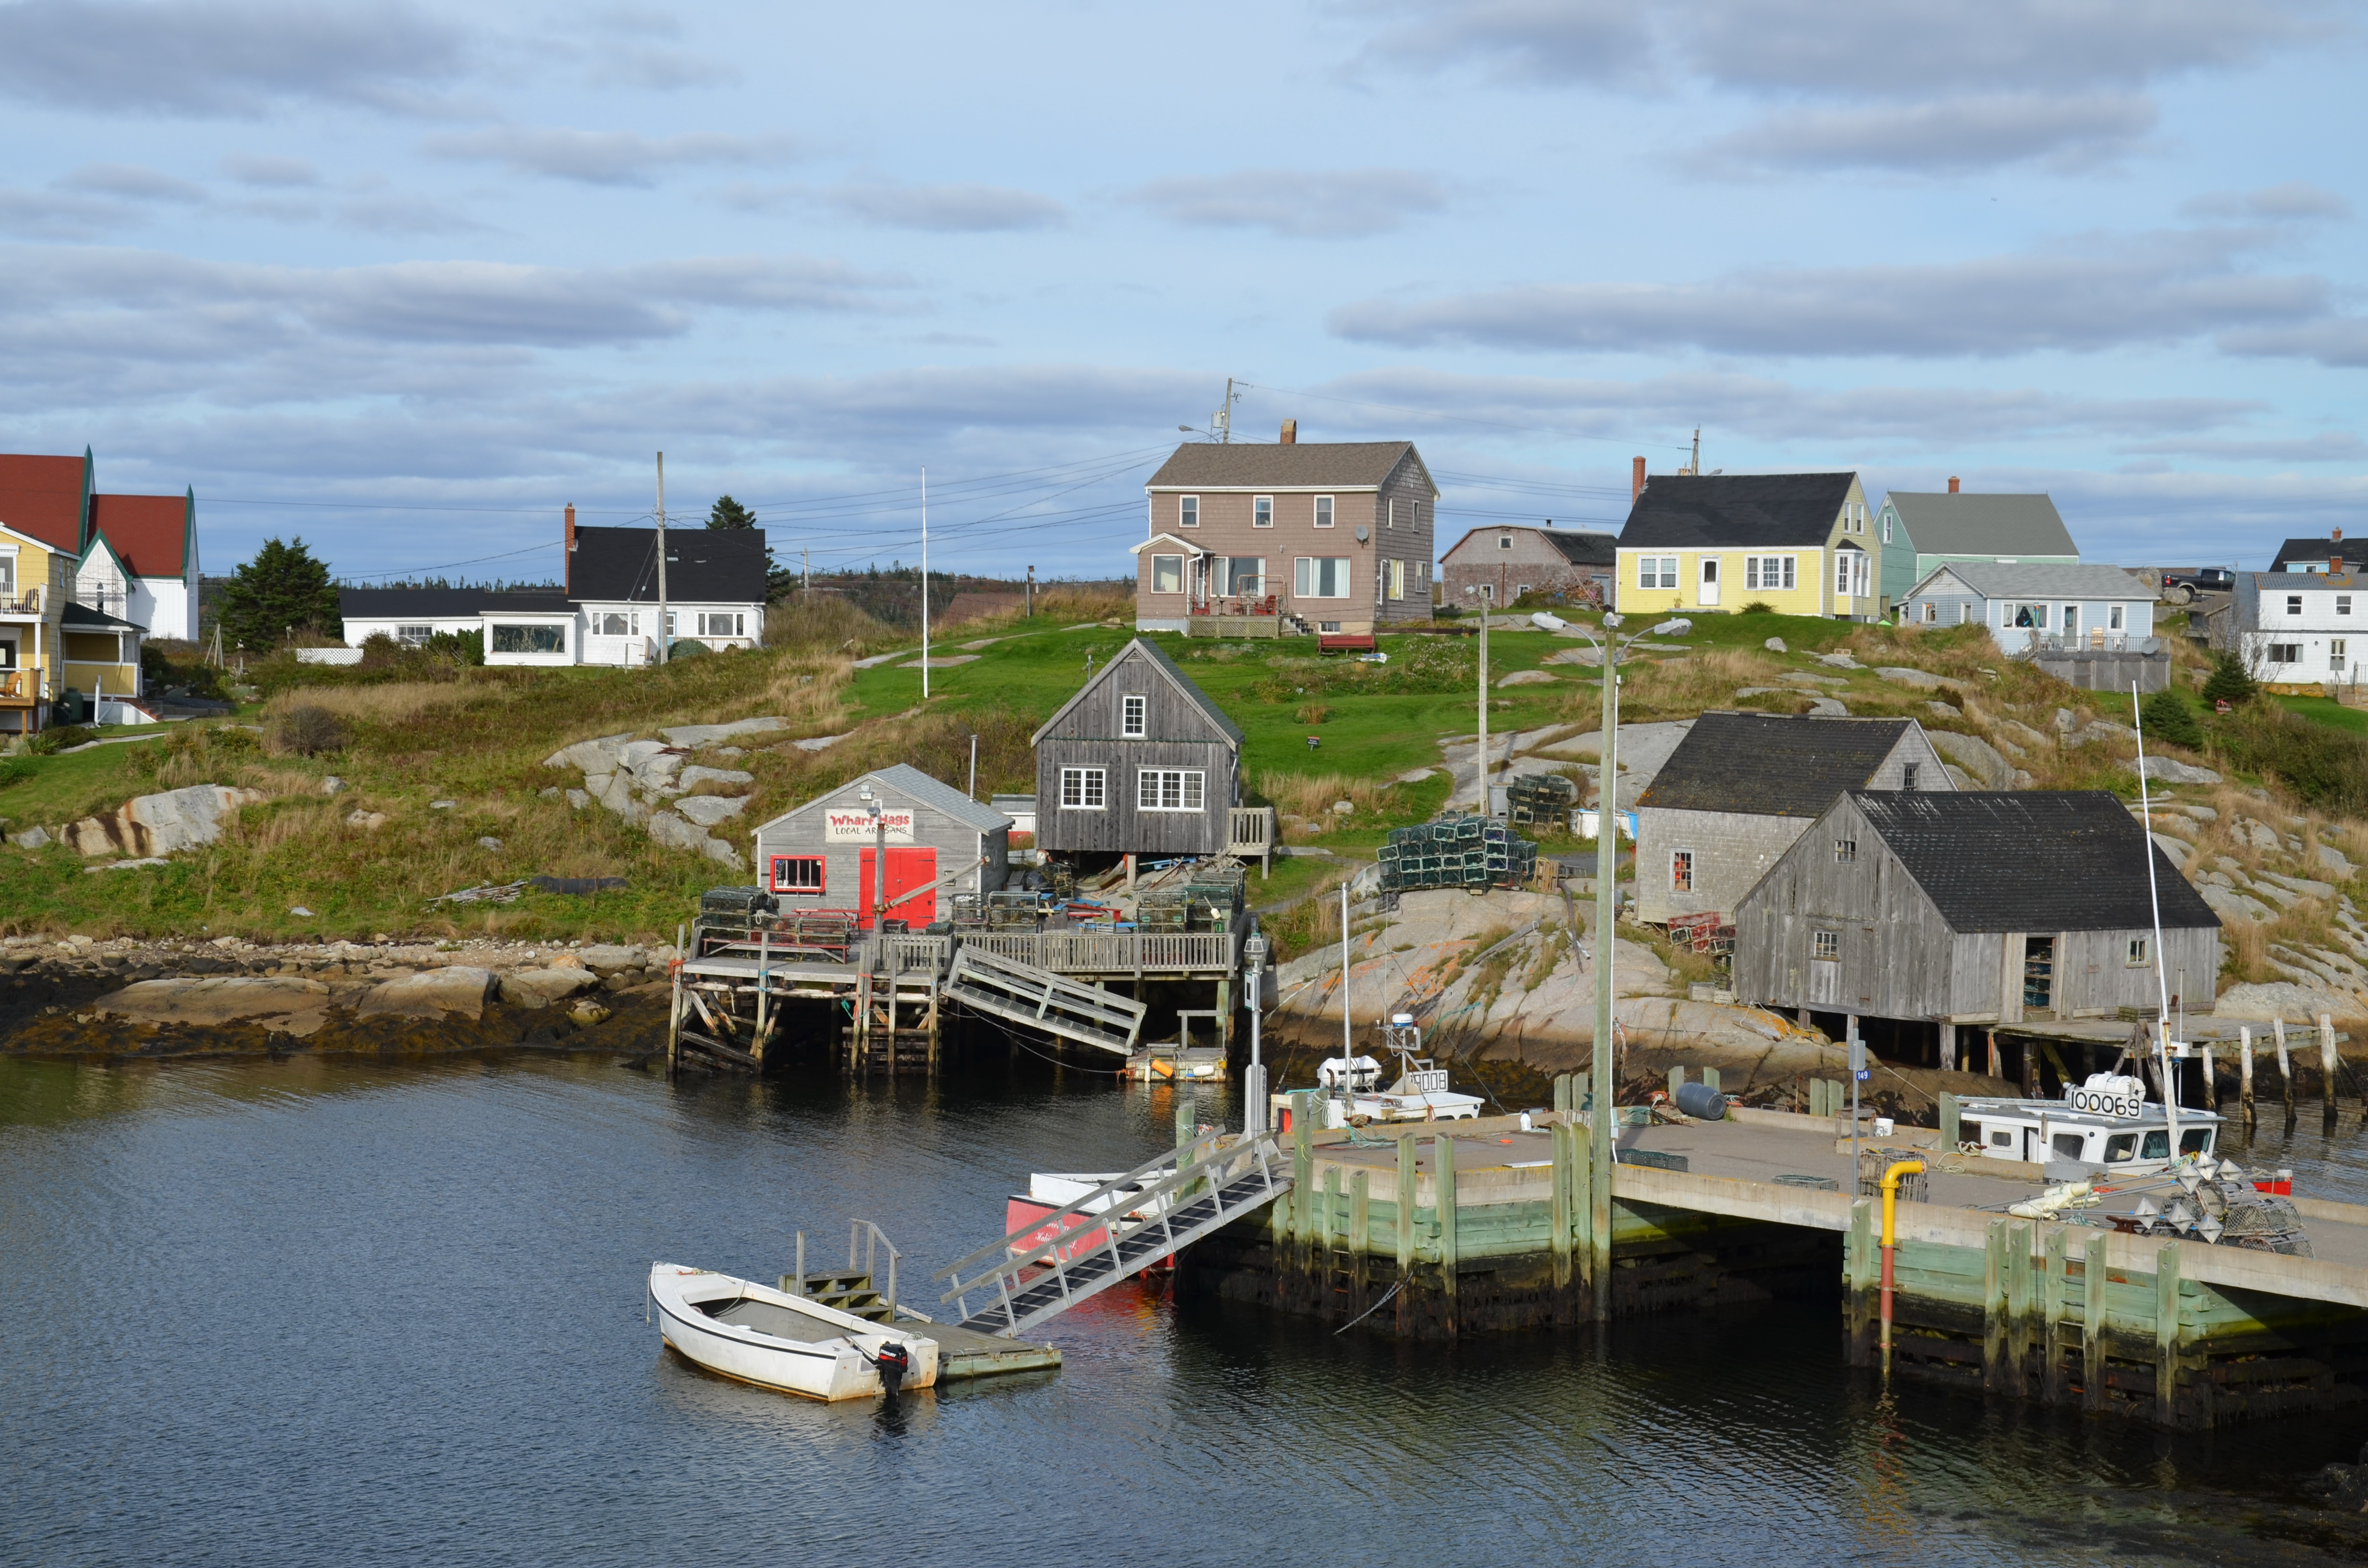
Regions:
[[967, 733, 977, 800], [655, 451, 670, 666], [1214, 378, 1240, 443], [1590, 613, 1624, 1317], [1689, 427, 1701, 477], [802, 547, 810, 596], [1026, 565, 1035, 619], [920, 466, 930, 702], [1477, 592, 1490, 816]]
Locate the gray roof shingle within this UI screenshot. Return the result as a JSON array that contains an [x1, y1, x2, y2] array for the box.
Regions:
[[1146, 441, 1430, 493], [1618, 473, 1857, 550], [1851, 790, 2218, 933], [1884, 492, 2078, 558], [1639, 714, 1918, 817], [1911, 562, 2151, 600], [763, 762, 1011, 834]]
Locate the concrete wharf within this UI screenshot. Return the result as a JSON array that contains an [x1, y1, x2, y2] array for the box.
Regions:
[[1175, 1096, 2368, 1429]]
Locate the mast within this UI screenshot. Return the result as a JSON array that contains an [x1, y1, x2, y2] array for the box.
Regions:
[[655, 451, 669, 666], [1339, 882, 1354, 1081], [920, 466, 930, 702], [2131, 679, 2181, 1155]]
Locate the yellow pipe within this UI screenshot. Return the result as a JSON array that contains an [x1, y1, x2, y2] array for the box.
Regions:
[[1879, 1158, 1926, 1247]]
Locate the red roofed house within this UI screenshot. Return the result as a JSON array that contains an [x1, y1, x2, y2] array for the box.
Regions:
[[0, 447, 202, 642]]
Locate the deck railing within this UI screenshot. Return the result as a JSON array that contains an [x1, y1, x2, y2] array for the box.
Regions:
[[961, 930, 1234, 974], [0, 588, 43, 616]]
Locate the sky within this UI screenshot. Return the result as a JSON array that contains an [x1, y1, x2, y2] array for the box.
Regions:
[[1, 0, 2364, 584]]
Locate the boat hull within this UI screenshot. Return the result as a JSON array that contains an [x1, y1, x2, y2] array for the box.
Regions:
[[650, 1263, 938, 1401]]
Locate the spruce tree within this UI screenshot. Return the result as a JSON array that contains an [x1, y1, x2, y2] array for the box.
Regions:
[[2140, 689, 2203, 750], [2200, 651, 2259, 708], [216, 537, 341, 651], [706, 495, 756, 529]]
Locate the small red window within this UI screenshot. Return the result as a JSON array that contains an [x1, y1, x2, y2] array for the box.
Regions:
[[770, 856, 825, 894]]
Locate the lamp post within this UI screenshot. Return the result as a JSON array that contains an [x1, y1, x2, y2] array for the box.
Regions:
[[1566, 611, 1689, 1318], [1243, 921, 1270, 1132], [859, 783, 885, 932]]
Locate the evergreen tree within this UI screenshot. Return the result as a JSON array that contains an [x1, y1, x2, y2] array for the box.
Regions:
[[2200, 650, 2259, 708], [707, 495, 756, 530], [216, 537, 341, 651], [2141, 688, 2203, 750]]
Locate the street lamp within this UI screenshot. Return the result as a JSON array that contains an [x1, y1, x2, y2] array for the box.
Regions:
[[859, 782, 886, 932], [1242, 920, 1270, 1132], [1563, 610, 1689, 1318]]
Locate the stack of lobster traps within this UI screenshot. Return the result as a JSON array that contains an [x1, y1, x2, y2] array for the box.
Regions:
[[1378, 812, 1539, 893]]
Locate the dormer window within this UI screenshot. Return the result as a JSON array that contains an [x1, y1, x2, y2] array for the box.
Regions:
[[1122, 695, 1146, 737]]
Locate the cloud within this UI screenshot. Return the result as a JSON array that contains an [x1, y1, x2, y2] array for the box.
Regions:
[[2115, 431, 2366, 463], [587, 45, 732, 89], [0, 0, 466, 116], [1329, 229, 2332, 358], [0, 246, 909, 356], [1126, 168, 1452, 239], [1694, 92, 2158, 176], [423, 125, 792, 185], [220, 153, 321, 187], [0, 187, 130, 240], [2215, 319, 2368, 369], [820, 180, 1065, 233], [1354, 0, 2330, 173], [2183, 181, 2352, 220], [57, 162, 207, 202]]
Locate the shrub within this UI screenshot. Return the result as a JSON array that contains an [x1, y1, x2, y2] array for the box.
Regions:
[[1740, 600, 1775, 615], [274, 704, 347, 757], [2201, 651, 2259, 708], [25, 725, 94, 756], [1434, 604, 1464, 620], [2140, 689, 2203, 749], [1294, 703, 1332, 725], [2214, 702, 2368, 814], [0, 757, 33, 789]]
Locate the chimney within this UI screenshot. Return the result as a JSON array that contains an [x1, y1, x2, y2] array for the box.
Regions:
[[1279, 418, 1297, 445], [564, 503, 577, 596], [1631, 456, 1646, 502], [1948, 476, 1960, 494], [2336, 527, 2345, 544], [2334, 556, 2346, 577]]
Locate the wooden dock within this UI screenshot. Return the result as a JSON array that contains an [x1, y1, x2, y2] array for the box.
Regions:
[[1174, 1093, 2368, 1429], [896, 1315, 1063, 1382]]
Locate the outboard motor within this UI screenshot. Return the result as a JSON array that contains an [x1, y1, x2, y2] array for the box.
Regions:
[[873, 1341, 910, 1397]]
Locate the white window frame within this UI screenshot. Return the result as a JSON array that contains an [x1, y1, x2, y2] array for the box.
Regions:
[[2267, 642, 2302, 664], [1833, 838, 1857, 862], [1309, 496, 1330, 529], [770, 855, 826, 894], [698, 611, 744, 638], [1745, 555, 1796, 592], [1179, 496, 1199, 529], [2109, 604, 2124, 631], [1836, 553, 1852, 598], [1136, 768, 1205, 813], [1670, 848, 1694, 894], [1256, 495, 1276, 529], [1881, 511, 1892, 544], [1295, 556, 1352, 599], [1150, 554, 1184, 595], [1386, 559, 1406, 600], [2289, 595, 2305, 615], [2335, 639, 2349, 669], [2126, 936, 2149, 968], [397, 623, 434, 643], [2342, 595, 2354, 616], [1498, 535, 1513, 550], [1121, 694, 1147, 737], [1060, 766, 1106, 810]]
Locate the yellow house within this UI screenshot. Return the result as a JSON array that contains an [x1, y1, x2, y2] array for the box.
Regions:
[[0, 520, 73, 737], [1613, 472, 1882, 621]]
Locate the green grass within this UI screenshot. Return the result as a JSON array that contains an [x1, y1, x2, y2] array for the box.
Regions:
[[2277, 694, 2368, 735]]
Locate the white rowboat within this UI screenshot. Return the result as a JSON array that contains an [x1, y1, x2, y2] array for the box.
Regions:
[[650, 1262, 939, 1401]]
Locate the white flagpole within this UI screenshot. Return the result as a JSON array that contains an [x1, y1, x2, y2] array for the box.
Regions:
[[920, 467, 930, 701]]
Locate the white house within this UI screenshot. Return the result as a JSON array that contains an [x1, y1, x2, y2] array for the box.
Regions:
[[1900, 561, 2156, 655], [2232, 568, 2368, 686]]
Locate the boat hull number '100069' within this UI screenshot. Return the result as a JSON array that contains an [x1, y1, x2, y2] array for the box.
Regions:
[[2064, 1074, 2145, 1118]]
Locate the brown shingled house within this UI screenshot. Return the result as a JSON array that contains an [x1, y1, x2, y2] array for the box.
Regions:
[[1440, 522, 1616, 610], [1135, 427, 1436, 636]]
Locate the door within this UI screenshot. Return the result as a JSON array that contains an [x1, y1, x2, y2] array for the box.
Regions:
[[858, 847, 938, 927], [1808, 930, 1842, 1004], [2022, 935, 2055, 1018], [1698, 556, 1720, 607]]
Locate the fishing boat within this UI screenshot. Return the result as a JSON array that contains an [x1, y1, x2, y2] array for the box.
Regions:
[[649, 1263, 938, 1401], [1003, 1171, 1177, 1264], [1274, 1015, 1486, 1130], [1955, 1071, 2222, 1176]]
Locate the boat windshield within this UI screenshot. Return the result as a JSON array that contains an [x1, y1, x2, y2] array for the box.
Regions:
[[2104, 1134, 2137, 1163], [2141, 1130, 2169, 1160], [2180, 1127, 2214, 1155]]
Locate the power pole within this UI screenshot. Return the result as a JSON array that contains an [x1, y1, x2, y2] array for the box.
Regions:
[[1026, 565, 1035, 618], [1214, 378, 1240, 443], [1477, 594, 1490, 816], [802, 547, 810, 596], [655, 451, 669, 666], [1690, 427, 1700, 477], [1591, 617, 1623, 1316], [919, 466, 930, 702]]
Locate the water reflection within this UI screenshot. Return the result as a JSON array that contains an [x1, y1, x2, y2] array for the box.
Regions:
[[5, 1052, 2368, 1565]]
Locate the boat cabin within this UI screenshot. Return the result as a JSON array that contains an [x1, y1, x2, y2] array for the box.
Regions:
[[1958, 1074, 2220, 1175]]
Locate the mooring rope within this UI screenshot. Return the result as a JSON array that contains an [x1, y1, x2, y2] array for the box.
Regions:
[[1333, 1276, 1406, 1335]]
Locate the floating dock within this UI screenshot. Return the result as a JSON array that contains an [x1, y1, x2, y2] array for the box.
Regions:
[[1174, 1091, 2368, 1429]]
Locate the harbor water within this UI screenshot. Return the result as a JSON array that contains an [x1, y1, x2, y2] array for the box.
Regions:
[[7, 1051, 2368, 1566]]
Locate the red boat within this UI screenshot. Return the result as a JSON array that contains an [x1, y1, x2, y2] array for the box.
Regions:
[[1005, 1172, 1176, 1269]]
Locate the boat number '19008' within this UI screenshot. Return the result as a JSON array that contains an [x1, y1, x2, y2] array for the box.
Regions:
[[2064, 1086, 2140, 1117]]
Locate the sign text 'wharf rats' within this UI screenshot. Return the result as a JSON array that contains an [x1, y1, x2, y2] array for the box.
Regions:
[[824, 808, 916, 844]]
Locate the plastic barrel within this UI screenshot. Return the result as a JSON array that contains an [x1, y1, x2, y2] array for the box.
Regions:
[[1674, 1081, 1729, 1120]]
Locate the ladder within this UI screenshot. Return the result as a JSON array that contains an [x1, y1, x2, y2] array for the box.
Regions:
[[934, 1130, 1291, 1337], [943, 945, 1147, 1055]]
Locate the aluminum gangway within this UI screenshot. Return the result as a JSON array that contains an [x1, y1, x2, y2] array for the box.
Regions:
[[934, 1130, 1291, 1337], [941, 945, 1148, 1055]]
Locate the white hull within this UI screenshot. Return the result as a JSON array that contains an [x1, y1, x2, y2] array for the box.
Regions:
[[650, 1263, 939, 1401]]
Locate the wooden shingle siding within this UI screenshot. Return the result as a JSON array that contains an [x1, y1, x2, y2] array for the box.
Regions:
[[1033, 641, 1239, 856]]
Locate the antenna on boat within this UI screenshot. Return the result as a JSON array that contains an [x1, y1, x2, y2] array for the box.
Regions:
[[2131, 679, 2182, 1159], [1339, 882, 1354, 1080]]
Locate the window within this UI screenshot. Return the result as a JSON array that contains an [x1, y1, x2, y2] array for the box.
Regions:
[[1881, 511, 1892, 544], [1990, 1129, 2015, 1150], [698, 612, 744, 637], [2061, 605, 2077, 639], [593, 612, 638, 637], [1833, 838, 1857, 862], [1060, 767, 1105, 809], [1671, 849, 1694, 893], [1959, 602, 1973, 625], [2289, 595, 2305, 615], [1498, 535, 1514, 550], [2268, 642, 2302, 663], [1122, 695, 1146, 737], [769, 856, 824, 894], [491, 623, 565, 654], [2343, 596, 2355, 616], [1813, 930, 1839, 961], [1218, 557, 1264, 596], [397, 623, 433, 644], [1151, 554, 1184, 594], [1295, 557, 1351, 598], [2127, 936, 2149, 967], [1745, 555, 1795, 591], [1639, 556, 1678, 589], [1386, 559, 1407, 600], [1389, 497, 1412, 528], [2335, 639, 2349, 669], [1517, 582, 1532, 598], [1319, 620, 1341, 633], [2104, 1133, 2137, 1164], [1179, 496, 1199, 528], [2140, 1130, 2169, 1161], [1903, 763, 1919, 790], [1836, 553, 1853, 597], [1257, 496, 1277, 528], [2109, 604, 2124, 631], [1853, 553, 1869, 598], [2007, 603, 2048, 629], [1137, 769, 1205, 812], [2053, 1132, 2085, 1160], [1921, 601, 1936, 623], [1307, 496, 1328, 529]]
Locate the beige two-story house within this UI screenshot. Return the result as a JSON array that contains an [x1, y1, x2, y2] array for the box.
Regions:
[[1135, 429, 1438, 636]]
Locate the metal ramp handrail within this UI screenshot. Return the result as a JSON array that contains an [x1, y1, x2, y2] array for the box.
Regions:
[[933, 1130, 1291, 1337]]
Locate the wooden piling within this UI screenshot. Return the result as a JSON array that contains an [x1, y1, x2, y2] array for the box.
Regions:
[[1987, 1029, 2001, 1080], [1572, 1116, 1595, 1305], [1436, 1132, 1459, 1335], [665, 924, 684, 1077], [1982, 1218, 2006, 1392], [1845, 1198, 1875, 1366], [1350, 1168, 1370, 1308], [2240, 1026, 2256, 1130], [2321, 1013, 2339, 1128], [2082, 1231, 2108, 1414], [1939, 1092, 1960, 1150], [1550, 1118, 1574, 1293], [2006, 1221, 2034, 1396], [2042, 1226, 2068, 1403], [1940, 1020, 1957, 1072], [1394, 1133, 1417, 1334], [2202, 1042, 2218, 1111], [2156, 1242, 2182, 1427], [2276, 1017, 2294, 1120]]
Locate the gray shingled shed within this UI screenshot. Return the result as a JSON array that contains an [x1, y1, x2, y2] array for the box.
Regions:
[[751, 763, 1011, 929]]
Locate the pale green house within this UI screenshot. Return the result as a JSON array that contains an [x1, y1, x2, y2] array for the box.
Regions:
[[1876, 486, 2080, 611]]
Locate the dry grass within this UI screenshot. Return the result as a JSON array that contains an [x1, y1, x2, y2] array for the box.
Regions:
[[1255, 771, 1388, 818], [262, 682, 501, 725], [764, 594, 900, 655], [1293, 703, 1332, 726], [760, 654, 854, 733], [1572, 647, 1786, 721]]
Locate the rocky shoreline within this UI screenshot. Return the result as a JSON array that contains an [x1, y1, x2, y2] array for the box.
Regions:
[[0, 935, 680, 1060]]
